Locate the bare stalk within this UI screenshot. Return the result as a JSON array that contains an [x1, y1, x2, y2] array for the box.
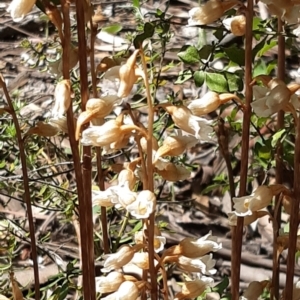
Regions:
[[231, 1, 253, 299], [271, 18, 285, 300], [0, 77, 40, 300], [285, 116, 300, 297], [140, 47, 157, 300]]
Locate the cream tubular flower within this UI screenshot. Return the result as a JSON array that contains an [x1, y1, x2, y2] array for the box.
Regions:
[[223, 15, 246, 36], [52, 80, 71, 117], [126, 190, 156, 219], [160, 104, 214, 141], [154, 134, 198, 163], [242, 280, 269, 300], [228, 210, 269, 226], [105, 50, 144, 98], [188, 0, 239, 26], [110, 183, 137, 208], [171, 254, 217, 275], [128, 252, 150, 270], [8, 0, 36, 22], [174, 277, 214, 300], [156, 162, 191, 181], [232, 185, 280, 216], [101, 281, 139, 300], [188, 92, 242, 116], [164, 231, 221, 259], [92, 189, 116, 207], [102, 244, 143, 273], [96, 271, 125, 294]]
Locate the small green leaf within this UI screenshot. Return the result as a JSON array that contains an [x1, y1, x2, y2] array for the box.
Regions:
[[205, 72, 228, 93], [224, 72, 243, 92], [175, 70, 193, 84], [198, 45, 213, 60], [223, 46, 245, 66], [134, 22, 155, 48], [132, 0, 140, 8], [193, 70, 205, 87], [101, 24, 123, 35], [257, 39, 277, 57], [271, 129, 286, 147], [212, 276, 229, 295], [178, 45, 200, 64]]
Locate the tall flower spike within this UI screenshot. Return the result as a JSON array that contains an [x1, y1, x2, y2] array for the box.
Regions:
[[174, 277, 214, 300], [76, 95, 121, 139], [188, 0, 240, 26], [159, 104, 213, 141], [8, 0, 36, 22]]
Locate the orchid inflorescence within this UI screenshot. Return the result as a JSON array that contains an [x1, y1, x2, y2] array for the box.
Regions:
[[6, 0, 300, 299]]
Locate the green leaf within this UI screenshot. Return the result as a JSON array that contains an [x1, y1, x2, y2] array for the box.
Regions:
[[212, 276, 229, 295], [101, 24, 123, 35], [271, 129, 286, 147], [257, 39, 277, 57], [175, 70, 193, 84], [193, 71, 205, 87], [132, 0, 140, 8], [178, 45, 200, 64], [223, 46, 245, 66], [205, 72, 228, 93], [134, 22, 155, 48], [223, 72, 243, 92], [198, 45, 214, 60], [252, 35, 268, 59]]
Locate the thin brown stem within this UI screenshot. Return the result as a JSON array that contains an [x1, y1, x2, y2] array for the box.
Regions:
[[0, 77, 40, 300], [271, 18, 285, 300], [231, 1, 253, 299], [285, 119, 300, 298], [140, 47, 157, 300]]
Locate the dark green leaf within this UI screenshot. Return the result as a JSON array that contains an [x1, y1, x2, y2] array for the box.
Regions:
[[134, 22, 155, 48], [212, 276, 229, 295], [252, 35, 268, 60], [271, 129, 286, 147], [223, 46, 245, 66], [102, 24, 123, 35], [198, 45, 213, 60], [178, 45, 200, 64], [213, 28, 225, 41], [257, 39, 277, 57], [193, 71, 205, 87], [205, 72, 228, 93]]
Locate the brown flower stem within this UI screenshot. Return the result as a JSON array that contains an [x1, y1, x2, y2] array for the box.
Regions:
[[231, 1, 253, 299], [154, 253, 168, 300], [0, 76, 40, 300], [140, 46, 157, 300], [75, 0, 96, 299], [271, 18, 285, 300], [285, 115, 300, 297]]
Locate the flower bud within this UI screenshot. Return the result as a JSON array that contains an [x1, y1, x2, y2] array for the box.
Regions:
[[156, 163, 191, 181], [8, 0, 36, 22], [188, 0, 239, 26], [97, 56, 120, 73], [101, 281, 139, 300], [49, 116, 69, 133], [129, 252, 150, 270], [118, 168, 137, 190], [223, 15, 246, 36], [96, 271, 125, 294], [52, 79, 71, 117], [45, 3, 63, 35], [140, 136, 159, 152], [174, 277, 214, 300]]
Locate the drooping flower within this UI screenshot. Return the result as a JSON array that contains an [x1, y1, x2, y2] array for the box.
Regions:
[[251, 77, 300, 118], [96, 271, 125, 294], [163, 231, 221, 260], [232, 184, 288, 217], [104, 50, 144, 98], [101, 281, 139, 300], [187, 0, 239, 26], [8, 0, 36, 22], [127, 252, 151, 270], [101, 244, 144, 273], [222, 15, 246, 36], [25, 121, 59, 137], [174, 277, 214, 300], [92, 189, 117, 207], [155, 162, 191, 181], [52, 79, 71, 117], [160, 104, 214, 141], [126, 190, 156, 219], [167, 254, 217, 275], [242, 280, 270, 300], [187, 92, 243, 116], [227, 210, 269, 226]]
